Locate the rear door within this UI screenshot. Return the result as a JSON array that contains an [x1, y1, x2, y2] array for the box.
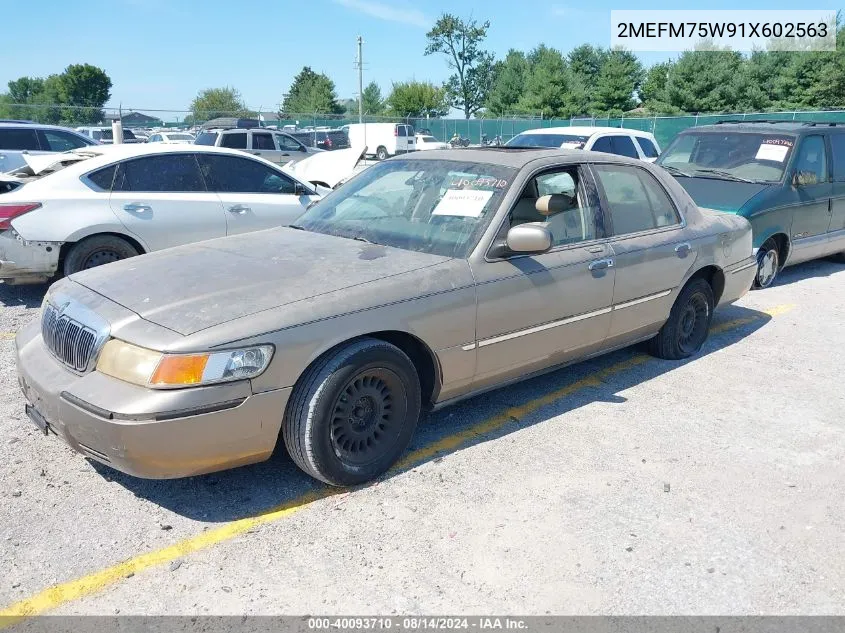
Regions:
[[109, 153, 227, 251], [591, 162, 695, 343], [197, 153, 317, 234], [787, 134, 833, 263], [275, 133, 308, 162], [250, 130, 284, 164]]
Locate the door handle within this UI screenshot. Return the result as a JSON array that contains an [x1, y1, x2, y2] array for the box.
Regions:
[[123, 203, 151, 212], [228, 205, 250, 214], [253, 152, 261, 156], [588, 258, 614, 271], [675, 243, 691, 256]]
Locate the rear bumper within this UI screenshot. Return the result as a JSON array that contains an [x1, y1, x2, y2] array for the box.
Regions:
[[721, 255, 758, 304], [16, 320, 290, 479], [0, 230, 60, 283]]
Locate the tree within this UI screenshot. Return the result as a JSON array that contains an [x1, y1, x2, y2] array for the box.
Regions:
[[385, 81, 449, 117], [190, 87, 249, 121], [55, 64, 112, 124], [7, 77, 45, 104], [516, 45, 572, 117], [664, 49, 746, 113], [425, 14, 495, 118], [282, 67, 343, 114], [590, 49, 644, 114], [568, 44, 608, 106], [361, 81, 384, 115], [639, 62, 671, 105], [485, 50, 528, 116]]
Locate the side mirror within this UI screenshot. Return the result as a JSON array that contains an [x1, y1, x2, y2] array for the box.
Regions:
[[791, 171, 801, 188], [294, 182, 308, 196], [300, 145, 307, 152], [506, 223, 552, 254]]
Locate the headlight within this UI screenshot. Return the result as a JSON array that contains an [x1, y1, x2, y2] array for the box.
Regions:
[[96, 340, 273, 388]]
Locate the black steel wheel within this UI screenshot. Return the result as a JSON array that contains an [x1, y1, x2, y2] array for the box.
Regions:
[[283, 338, 421, 486], [63, 235, 139, 277], [649, 278, 715, 360]]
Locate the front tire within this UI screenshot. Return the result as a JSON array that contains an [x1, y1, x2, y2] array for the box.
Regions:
[[63, 235, 140, 276], [753, 238, 780, 289], [282, 338, 421, 486], [375, 146, 388, 161], [649, 278, 714, 360]]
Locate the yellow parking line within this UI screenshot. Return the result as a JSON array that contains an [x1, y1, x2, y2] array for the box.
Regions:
[[0, 303, 794, 625]]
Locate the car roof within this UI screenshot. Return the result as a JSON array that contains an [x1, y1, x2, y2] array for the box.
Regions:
[[685, 121, 845, 134], [395, 147, 645, 168], [0, 122, 86, 132], [518, 126, 654, 137], [26, 144, 285, 179]]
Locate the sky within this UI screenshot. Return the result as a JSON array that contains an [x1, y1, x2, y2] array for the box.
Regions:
[[2, 0, 842, 116]]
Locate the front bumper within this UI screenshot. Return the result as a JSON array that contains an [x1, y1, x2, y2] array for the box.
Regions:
[[0, 230, 60, 284], [722, 255, 758, 304], [15, 320, 291, 479]]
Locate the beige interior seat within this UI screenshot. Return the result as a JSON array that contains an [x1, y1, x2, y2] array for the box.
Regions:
[[510, 181, 545, 225], [536, 194, 583, 243]]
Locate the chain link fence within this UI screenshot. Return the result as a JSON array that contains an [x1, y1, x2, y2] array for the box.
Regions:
[[5, 103, 845, 148]]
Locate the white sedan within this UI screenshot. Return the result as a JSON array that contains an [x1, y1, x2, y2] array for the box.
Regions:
[[146, 131, 195, 144], [414, 134, 450, 151], [0, 144, 322, 284]]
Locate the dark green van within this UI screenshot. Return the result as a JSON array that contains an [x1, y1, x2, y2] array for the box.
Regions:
[[657, 121, 845, 288]]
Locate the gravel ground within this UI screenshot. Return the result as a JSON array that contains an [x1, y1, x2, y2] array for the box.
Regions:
[[1, 259, 844, 616]]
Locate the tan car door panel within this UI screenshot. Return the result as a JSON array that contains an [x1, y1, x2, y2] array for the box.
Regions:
[[470, 243, 615, 389]]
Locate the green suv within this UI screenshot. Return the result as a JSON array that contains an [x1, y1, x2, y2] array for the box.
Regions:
[[657, 121, 845, 288]]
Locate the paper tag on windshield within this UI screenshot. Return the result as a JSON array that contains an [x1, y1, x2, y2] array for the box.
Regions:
[[755, 143, 789, 162], [560, 142, 584, 149], [432, 189, 494, 218]]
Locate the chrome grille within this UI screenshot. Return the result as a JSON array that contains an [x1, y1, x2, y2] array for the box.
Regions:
[[41, 303, 100, 372]]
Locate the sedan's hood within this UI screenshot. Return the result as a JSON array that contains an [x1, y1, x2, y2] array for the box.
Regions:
[[283, 146, 367, 188], [673, 176, 773, 214], [70, 228, 449, 336]]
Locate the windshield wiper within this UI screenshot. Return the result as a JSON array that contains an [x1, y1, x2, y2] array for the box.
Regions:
[[692, 168, 757, 183], [660, 165, 693, 178], [351, 235, 376, 244], [287, 224, 307, 231]]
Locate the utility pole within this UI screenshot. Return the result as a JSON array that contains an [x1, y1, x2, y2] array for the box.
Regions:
[[356, 35, 364, 124]]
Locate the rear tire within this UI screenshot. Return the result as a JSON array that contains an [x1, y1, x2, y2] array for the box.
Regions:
[[282, 338, 421, 486], [375, 146, 388, 161], [649, 278, 714, 360], [63, 235, 139, 276], [752, 238, 780, 289]]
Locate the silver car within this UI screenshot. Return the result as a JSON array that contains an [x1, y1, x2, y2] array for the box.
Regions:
[[16, 149, 758, 486]]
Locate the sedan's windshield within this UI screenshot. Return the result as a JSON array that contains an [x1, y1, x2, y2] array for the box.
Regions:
[[657, 131, 795, 183], [295, 159, 516, 258], [506, 133, 590, 149]]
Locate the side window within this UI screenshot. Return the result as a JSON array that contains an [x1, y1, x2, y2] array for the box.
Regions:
[[612, 136, 640, 159], [114, 154, 207, 192], [41, 130, 89, 151], [594, 164, 679, 235], [86, 164, 117, 191], [220, 131, 247, 149], [0, 128, 40, 150], [276, 134, 303, 151], [252, 132, 275, 150], [533, 169, 597, 246], [197, 154, 298, 194], [397, 126, 407, 137], [793, 135, 827, 185], [636, 136, 659, 159], [830, 134, 845, 182], [590, 136, 613, 154]]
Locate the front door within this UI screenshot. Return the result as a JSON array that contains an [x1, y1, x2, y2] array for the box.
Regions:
[[590, 162, 696, 344], [197, 154, 316, 234], [470, 166, 615, 390], [109, 153, 227, 251], [787, 134, 833, 264], [250, 130, 285, 165]]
